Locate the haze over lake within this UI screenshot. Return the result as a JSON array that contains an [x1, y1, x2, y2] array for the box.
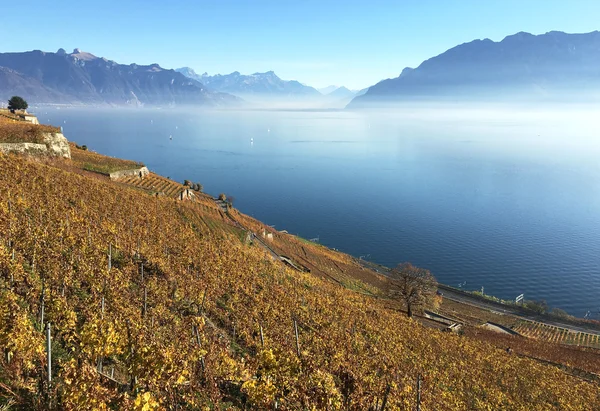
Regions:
[[44, 105, 600, 317]]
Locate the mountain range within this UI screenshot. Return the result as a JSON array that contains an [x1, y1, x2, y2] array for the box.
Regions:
[[0, 49, 239, 106], [326, 86, 358, 99], [318, 85, 339, 94], [348, 30, 600, 107], [175, 67, 322, 99], [3, 31, 598, 108]]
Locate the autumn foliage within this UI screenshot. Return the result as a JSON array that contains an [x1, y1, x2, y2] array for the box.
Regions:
[[0, 115, 61, 144], [0, 152, 598, 410]]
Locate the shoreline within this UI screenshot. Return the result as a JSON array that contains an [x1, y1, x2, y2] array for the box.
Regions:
[[355, 256, 599, 327]]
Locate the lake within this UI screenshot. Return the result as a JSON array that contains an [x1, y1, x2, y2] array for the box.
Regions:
[[41, 104, 600, 317]]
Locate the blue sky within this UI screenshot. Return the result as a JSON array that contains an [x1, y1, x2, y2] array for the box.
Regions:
[[1, 0, 599, 89]]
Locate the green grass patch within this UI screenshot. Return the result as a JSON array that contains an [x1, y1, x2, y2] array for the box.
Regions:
[[72, 144, 144, 174]]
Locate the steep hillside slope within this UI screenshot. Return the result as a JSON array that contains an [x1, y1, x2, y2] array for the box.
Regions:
[[1, 152, 598, 409]]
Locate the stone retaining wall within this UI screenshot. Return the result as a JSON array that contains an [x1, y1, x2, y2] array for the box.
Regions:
[[109, 166, 149, 180], [0, 132, 71, 159], [0, 142, 48, 156], [23, 115, 39, 125]]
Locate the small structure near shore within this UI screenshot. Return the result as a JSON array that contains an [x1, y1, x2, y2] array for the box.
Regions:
[[178, 188, 196, 201]]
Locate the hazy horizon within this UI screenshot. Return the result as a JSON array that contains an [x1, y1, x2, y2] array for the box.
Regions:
[[2, 1, 600, 89]]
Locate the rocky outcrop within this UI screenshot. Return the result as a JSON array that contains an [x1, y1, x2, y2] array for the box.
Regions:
[[44, 133, 71, 158], [109, 166, 149, 180], [0, 132, 71, 158]]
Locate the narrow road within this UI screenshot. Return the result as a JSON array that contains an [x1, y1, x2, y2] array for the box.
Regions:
[[438, 284, 600, 335], [356, 259, 600, 336]]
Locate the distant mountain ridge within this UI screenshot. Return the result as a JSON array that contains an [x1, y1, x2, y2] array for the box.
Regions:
[[326, 86, 356, 99], [349, 30, 600, 107], [176, 67, 321, 98], [0, 49, 240, 106], [318, 85, 339, 95]]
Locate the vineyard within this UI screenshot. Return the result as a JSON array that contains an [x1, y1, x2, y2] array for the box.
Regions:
[[70, 144, 144, 175], [0, 113, 61, 144], [115, 173, 183, 197], [0, 109, 29, 123], [113, 172, 244, 241], [230, 210, 389, 293], [464, 327, 600, 377], [512, 320, 600, 349], [1, 151, 600, 409]]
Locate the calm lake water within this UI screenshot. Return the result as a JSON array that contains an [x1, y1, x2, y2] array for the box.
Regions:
[[42, 105, 600, 317]]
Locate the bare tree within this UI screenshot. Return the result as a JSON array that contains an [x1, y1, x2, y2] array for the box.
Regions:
[[389, 263, 437, 318]]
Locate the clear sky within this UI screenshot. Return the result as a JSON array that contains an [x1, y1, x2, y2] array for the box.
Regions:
[[1, 0, 599, 89]]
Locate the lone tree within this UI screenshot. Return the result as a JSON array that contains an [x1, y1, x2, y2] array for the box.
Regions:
[[8, 96, 28, 112], [389, 263, 437, 318]]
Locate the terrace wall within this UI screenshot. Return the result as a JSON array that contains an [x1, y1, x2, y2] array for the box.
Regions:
[[0, 142, 48, 156], [0, 132, 71, 158], [109, 166, 150, 180], [23, 115, 40, 125]]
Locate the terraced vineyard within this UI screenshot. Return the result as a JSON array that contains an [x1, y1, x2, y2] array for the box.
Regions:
[[0, 109, 32, 123], [115, 172, 247, 242], [513, 320, 600, 349], [0, 109, 23, 122], [0, 112, 61, 144], [116, 173, 230, 221], [116, 173, 185, 197], [2, 140, 600, 408], [231, 210, 388, 292], [465, 327, 600, 377], [70, 144, 144, 175]]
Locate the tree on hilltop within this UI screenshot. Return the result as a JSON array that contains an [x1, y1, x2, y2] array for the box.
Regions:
[[389, 262, 437, 318], [8, 96, 28, 112]]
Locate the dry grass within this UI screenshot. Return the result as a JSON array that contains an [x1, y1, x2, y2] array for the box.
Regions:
[[0, 119, 61, 144]]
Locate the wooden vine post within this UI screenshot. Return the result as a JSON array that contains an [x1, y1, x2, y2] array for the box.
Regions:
[[142, 287, 147, 318], [46, 322, 52, 386], [108, 243, 112, 271], [417, 374, 422, 411], [294, 318, 300, 357], [259, 324, 265, 347], [381, 384, 391, 411]]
